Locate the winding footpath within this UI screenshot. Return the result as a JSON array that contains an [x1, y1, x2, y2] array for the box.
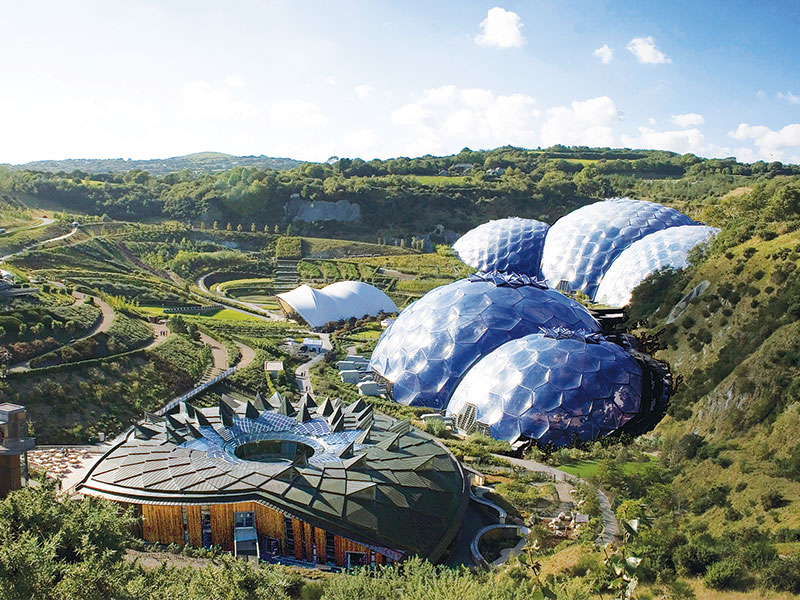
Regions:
[[0, 223, 79, 263], [8, 292, 115, 372], [492, 453, 619, 546]]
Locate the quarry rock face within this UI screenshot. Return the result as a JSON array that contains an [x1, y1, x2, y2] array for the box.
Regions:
[[285, 198, 361, 222]]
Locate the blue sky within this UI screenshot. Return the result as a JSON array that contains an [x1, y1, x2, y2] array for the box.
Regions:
[[1, 0, 799, 164]]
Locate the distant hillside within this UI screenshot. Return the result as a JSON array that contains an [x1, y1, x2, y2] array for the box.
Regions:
[[4, 151, 302, 175]]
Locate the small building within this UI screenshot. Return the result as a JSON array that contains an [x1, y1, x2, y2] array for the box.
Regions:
[[264, 361, 285, 379], [340, 370, 363, 384], [380, 318, 395, 329], [357, 381, 382, 397], [301, 338, 325, 354]]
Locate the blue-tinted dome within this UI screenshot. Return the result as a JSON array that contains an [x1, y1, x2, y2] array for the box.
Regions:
[[369, 273, 601, 410], [540, 198, 696, 299], [595, 225, 719, 307], [452, 217, 550, 277], [446, 331, 643, 446]]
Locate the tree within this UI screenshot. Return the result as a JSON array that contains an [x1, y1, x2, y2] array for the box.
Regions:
[[285, 224, 293, 236], [236, 223, 243, 232], [212, 221, 219, 230], [274, 225, 280, 234], [264, 224, 269, 233], [226, 223, 232, 231], [251, 223, 256, 232]]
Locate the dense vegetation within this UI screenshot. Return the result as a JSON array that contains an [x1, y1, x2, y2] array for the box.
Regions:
[[1, 146, 800, 597], [5, 146, 798, 242]]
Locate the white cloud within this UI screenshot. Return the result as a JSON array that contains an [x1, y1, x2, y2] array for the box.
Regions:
[[322, 77, 337, 86], [777, 91, 800, 105], [354, 84, 375, 99], [621, 126, 707, 154], [729, 122, 800, 160], [671, 113, 704, 127], [475, 7, 525, 48], [391, 85, 538, 155], [593, 44, 613, 64], [225, 75, 245, 88], [648, 117, 657, 125], [180, 80, 258, 119], [343, 128, 378, 151], [540, 96, 621, 147], [269, 99, 327, 127], [626, 36, 671, 64]]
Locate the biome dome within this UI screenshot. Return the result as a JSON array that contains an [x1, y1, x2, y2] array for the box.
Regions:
[[540, 198, 696, 299], [368, 272, 600, 410], [452, 217, 550, 277], [446, 330, 643, 447], [594, 225, 719, 307]]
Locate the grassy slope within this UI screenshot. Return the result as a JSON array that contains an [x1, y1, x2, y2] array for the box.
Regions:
[[639, 228, 800, 536]]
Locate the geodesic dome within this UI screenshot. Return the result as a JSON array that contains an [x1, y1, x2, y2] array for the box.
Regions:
[[368, 272, 600, 410], [595, 225, 719, 307], [446, 330, 643, 446], [540, 198, 696, 299], [452, 217, 550, 277]]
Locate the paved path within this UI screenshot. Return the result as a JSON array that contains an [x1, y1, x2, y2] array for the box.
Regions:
[[199, 332, 228, 370], [491, 453, 619, 545], [0, 224, 78, 262], [0, 216, 56, 237], [294, 333, 332, 394], [235, 341, 256, 369], [8, 292, 115, 372]]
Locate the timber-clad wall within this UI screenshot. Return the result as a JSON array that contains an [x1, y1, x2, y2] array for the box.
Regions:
[[139, 500, 385, 567]]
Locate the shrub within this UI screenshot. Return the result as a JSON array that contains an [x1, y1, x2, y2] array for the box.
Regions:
[[761, 555, 800, 593], [704, 559, 746, 590], [760, 489, 786, 510]]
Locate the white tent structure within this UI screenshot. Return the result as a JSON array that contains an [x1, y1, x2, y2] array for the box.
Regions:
[[277, 281, 397, 329]]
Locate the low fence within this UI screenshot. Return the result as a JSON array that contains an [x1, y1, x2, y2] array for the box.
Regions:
[[155, 366, 238, 415], [163, 304, 224, 314]]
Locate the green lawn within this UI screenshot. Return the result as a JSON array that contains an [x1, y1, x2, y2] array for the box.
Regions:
[[137, 306, 263, 322], [558, 455, 658, 478]]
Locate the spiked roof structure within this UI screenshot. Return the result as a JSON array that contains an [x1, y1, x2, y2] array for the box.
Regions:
[[77, 393, 467, 561]]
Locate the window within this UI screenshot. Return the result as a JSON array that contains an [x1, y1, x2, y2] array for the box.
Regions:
[[325, 531, 336, 563], [200, 506, 212, 549], [234, 511, 255, 529], [181, 507, 189, 544], [284, 516, 295, 555]]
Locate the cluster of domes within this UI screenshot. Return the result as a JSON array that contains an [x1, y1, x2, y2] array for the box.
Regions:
[[369, 272, 600, 410], [372, 198, 691, 446], [452, 198, 715, 305]]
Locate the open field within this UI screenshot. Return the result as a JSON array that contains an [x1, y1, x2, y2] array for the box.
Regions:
[[557, 455, 659, 478]]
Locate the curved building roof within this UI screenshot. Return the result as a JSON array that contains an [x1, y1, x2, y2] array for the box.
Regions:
[[369, 272, 600, 410], [77, 394, 467, 561], [446, 330, 643, 447], [452, 217, 550, 277], [277, 281, 397, 328], [595, 225, 719, 307], [540, 198, 696, 299]]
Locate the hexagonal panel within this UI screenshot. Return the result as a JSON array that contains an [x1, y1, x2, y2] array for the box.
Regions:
[[446, 332, 643, 446]]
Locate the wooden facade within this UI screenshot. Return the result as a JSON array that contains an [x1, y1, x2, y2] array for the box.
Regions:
[[139, 500, 387, 568]]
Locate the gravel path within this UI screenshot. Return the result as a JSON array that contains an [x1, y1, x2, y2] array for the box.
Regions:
[[491, 453, 619, 545]]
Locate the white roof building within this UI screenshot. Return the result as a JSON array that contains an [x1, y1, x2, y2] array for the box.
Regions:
[[277, 281, 397, 329]]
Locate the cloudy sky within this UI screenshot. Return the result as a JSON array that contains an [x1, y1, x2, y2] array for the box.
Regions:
[[2, 0, 799, 164]]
